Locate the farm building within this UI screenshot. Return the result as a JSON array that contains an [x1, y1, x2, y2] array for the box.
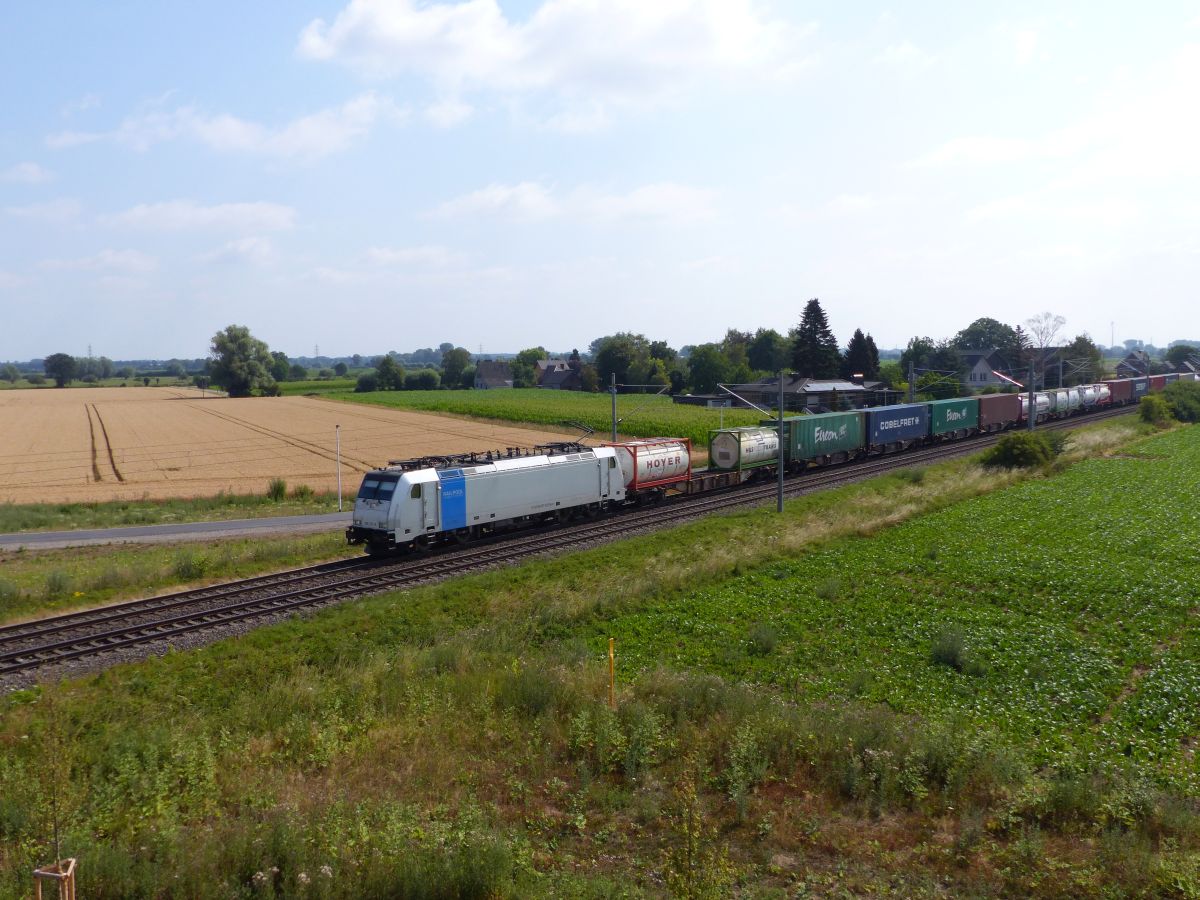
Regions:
[[474, 360, 513, 389]]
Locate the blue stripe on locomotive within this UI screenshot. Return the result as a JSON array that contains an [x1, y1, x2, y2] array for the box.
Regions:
[[866, 403, 929, 444], [437, 469, 467, 530]]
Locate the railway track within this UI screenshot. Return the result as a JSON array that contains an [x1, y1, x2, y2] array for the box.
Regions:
[[0, 407, 1135, 680]]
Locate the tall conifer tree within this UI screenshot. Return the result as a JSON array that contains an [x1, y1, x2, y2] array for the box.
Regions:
[[790, 298, 841, 377]]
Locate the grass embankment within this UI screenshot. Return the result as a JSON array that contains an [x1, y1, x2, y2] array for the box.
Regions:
[[0, 532, 358, 624], [329, 388, 765, 446], [0, 490, 342, 535], [4, 417, 1200, 897]]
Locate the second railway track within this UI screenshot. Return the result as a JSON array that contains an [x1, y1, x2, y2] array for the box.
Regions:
[[0, 407, 1134, 683]]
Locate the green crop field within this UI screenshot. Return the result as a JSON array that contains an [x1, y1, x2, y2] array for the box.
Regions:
[[3, 417, 1199, 897], [603, 424, 1200, 793], [330, 388, 764, 446]]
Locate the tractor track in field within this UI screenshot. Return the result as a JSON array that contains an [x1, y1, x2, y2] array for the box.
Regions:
[[0, 407, 1135, 688]]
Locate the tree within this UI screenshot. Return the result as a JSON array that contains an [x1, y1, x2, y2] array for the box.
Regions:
[[333, 362, 348, 377], [790, 299, 840, 377], [375, 355, 404, 390], [193, 375, 211, 390], [899, 337, 934, 375], [720, 329, 752, 370], [208, 325, 276, 397], [580, 364, 600, 392], [459, 365, 476, 389], [44, 353, 77, 388], [1059, 334, 1105, 385], [1025, 312, 1066, 388], [511, 346, 547, 388], [1, 364, 18, 383], [269, 352, 290, 382], [166, 359, 186, 379], [441, 347, 472, 388], [288, 363, 308, 381], [649, 340, 677, 364], [746, 328, 790, 373], [841, 328, 880, 380], [952, 317, 1018, 352], [591, 333, 649, 388], [686, 344, 729, 393]]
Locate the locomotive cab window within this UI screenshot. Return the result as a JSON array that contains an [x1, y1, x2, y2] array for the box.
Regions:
[[357, 474, 399, 501], [410, 484, 421, 499]]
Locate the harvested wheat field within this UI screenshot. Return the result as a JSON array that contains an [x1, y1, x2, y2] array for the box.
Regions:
[[0, 387, 573, 504]]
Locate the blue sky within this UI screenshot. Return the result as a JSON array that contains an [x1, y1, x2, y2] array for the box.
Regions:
[[2, 0, 1198, 360]]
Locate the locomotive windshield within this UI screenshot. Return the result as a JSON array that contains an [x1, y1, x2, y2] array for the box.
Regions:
[[356, 473, 399, 501]]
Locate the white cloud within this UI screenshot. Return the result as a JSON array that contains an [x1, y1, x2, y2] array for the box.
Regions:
[[199, 237, 276, 266], [432, 181, 559, 221], [0, 270, 24, 289], [365, 245, 463, 267], [431, 180, 716, 224], [298, 0, 814, 126], [1012, 28, 1040, 66], [41, 249, 157, 274], [873, 41, 934, 67], [1, 162, 54, 184], [61, 93, 101, 116], [425, 97, 474, 127], [826, 193, 876, 215], [102, 200, 296, 232], [4, 199, 82, 225], [47, 93, 405, 162]]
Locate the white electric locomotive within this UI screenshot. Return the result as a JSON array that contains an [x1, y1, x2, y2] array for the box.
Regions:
[[347, 443, 627, 555]]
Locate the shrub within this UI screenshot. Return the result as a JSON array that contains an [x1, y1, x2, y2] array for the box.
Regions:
[[814, 576, 842, 600], [174, 551, 211, 580], [931, 626, 986, 676], [1140, 394, 1173, 426], [290, 484, 314, 500], [1164, 380, 1200, 422], [0, 580, 19, 607], [894, 467, 926, 485], [44, 570, 71, 598], [267, 478, 287, 501], [354, 372, 379, 393], [405, 369, 441, 390], [980, 431, 1059, 468], [746, 622, 778, 656]]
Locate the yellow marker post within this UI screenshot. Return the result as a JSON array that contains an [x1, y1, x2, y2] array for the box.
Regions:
[[608, 638, 616, 709]]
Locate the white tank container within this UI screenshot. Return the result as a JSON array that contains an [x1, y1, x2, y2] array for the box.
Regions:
[[610, 440, 690, 487], [1066, 389, 1081, 410], [1097, 384, 1111, 403], [710, 427, 779, 470], [1079, 386, 1098, 406]]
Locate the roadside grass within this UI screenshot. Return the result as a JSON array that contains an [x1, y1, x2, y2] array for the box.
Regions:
[[328, 387, 765, 446], [0, 532, 357, 624], [6, 415, 1199, 897], [0, 489, 341, 535]]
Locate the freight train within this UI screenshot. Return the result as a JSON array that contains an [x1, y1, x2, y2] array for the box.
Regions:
[[346, 375, 1190, 555]]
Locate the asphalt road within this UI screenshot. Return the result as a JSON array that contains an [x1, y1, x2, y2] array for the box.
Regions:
[[0, 512, 354, 551]]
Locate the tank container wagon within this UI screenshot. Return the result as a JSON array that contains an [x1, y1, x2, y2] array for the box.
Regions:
[[603, 438, 692, 500], [707, 426, 781, 475], [347, 443, 626, 555]]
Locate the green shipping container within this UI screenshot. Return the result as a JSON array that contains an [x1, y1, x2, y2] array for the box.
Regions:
[[928, 398, 979, 435], [786, 411, 864, 461]]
